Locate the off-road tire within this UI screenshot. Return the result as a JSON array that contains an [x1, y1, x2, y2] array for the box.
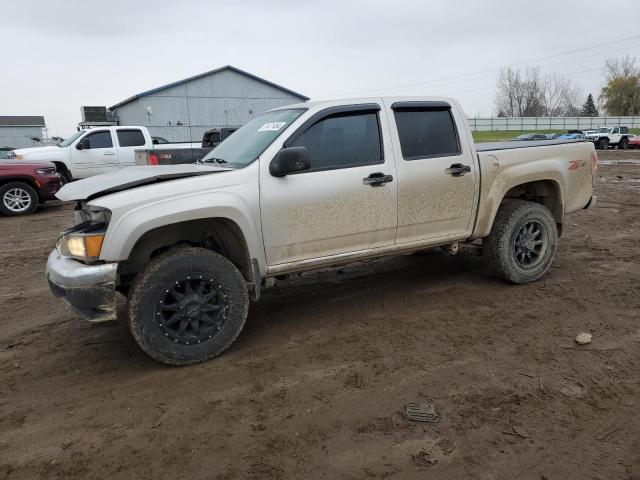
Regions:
[[128, 246, 249, 366], [484, 200, 558, 284], [597, 138, 609, 150], [0, 181, 38, 216], [618, 138, 629, 150]]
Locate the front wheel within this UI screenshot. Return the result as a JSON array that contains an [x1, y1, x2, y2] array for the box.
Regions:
[[484, 200, 558, 284], [0, 182, 38, 216], [128, 247, 249, 365], [597, 138, 609, 150]]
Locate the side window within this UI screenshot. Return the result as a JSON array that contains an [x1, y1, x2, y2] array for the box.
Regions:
[[117, 129, 145, 147], [84, 131, 113, 149], [612, 127, 619, 134], [620, 127, 628, 134], [393, 108, 461, 160], [289, 111, 382, 171]]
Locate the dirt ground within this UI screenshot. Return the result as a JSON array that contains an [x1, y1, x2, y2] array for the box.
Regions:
[[1, 150, 639, 480]]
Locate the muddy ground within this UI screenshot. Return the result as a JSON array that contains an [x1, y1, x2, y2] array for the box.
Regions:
[[1, 150, 639, 480]]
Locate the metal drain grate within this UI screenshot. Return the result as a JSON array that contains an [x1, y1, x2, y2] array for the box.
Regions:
[[405, 403, 439, 423]]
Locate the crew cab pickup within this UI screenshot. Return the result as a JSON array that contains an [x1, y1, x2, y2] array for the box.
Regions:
[[45, 97, 597, 366], [6, 126, 197, 181]]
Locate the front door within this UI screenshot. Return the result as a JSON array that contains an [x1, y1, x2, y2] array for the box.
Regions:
[[71, 130, 118, 178], [260, 105, 398, 266], [386, 100, 479, 244]]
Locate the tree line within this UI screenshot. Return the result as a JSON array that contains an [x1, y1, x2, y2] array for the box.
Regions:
[[495, 55, 640, 117]]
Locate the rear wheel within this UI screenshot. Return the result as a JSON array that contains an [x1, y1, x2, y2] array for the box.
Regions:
[[128, 247, 249, 365], [484, 200, 558, 284], [618, 138, 629, 150], [0, 182, 38, 216]]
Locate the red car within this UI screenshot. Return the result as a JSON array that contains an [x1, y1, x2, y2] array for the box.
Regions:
[[0, 160, 63, 216], [629, 135, 640, 149]]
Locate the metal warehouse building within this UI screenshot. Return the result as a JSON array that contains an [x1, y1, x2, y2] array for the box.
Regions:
[[109, 65, 308, 142], [0, 116, 46, 149]]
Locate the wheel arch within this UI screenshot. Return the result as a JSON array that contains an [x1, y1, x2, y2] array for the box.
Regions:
[[475, 176, 565, 239], [118, 217, 256, 284]]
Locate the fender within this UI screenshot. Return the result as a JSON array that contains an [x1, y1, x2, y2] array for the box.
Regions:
[[94, 189, 266, 275], [473, 154, 567, 238]]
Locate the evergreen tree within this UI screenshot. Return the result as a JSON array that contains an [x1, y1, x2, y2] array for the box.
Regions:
[[580, 94, 599, 117]]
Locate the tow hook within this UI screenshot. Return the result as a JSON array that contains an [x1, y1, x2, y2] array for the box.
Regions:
[[443, 243, 459, 255]]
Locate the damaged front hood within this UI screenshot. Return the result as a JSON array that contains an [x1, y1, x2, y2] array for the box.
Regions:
[[57, 164, 232, 201]]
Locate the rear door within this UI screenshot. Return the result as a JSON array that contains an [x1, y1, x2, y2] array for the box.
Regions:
[[386, 100, 479, 244], [115, 128, 147, 168], [260, 104, 398, 266], [70, 130, 118, 178]]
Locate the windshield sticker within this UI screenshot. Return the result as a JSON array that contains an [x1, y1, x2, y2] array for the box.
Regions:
[[258, 122, 287, 132]]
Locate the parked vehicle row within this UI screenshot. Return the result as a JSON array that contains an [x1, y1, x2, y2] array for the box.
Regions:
[[46, 96, 597, 365], [7, 126, 239, 180]]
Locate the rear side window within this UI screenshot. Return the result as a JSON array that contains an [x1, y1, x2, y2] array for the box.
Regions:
[[117, 129, 145, 147], [393, 108, 460, 160], [620, 126, 629, 134], [84, 131, 113, 149], [290, 111, 382, 172]]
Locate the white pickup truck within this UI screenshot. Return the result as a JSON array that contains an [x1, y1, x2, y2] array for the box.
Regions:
[[46, 97, 597, 366], [7, 126, 195, 181]]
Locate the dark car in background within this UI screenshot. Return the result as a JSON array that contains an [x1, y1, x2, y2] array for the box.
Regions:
[[0, 160, 62, 216], [512, 133, 549, 141]]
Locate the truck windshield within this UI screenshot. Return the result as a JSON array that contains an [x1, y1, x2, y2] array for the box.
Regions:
[[200, 109, 305, 167], [58, 130, 85, 147]]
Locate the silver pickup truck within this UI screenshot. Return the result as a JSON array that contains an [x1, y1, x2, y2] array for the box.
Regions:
[[46, 97, 597, 365]]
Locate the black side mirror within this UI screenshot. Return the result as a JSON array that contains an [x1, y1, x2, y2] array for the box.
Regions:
[[269, 146, 311, 177], [76, 138, 88, 150]]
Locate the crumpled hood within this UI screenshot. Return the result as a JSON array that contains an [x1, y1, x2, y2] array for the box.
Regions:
[[56, 164, 231, 201]]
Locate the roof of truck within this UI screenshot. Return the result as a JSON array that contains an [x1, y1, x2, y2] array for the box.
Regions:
[[109, 65, 309, 110]]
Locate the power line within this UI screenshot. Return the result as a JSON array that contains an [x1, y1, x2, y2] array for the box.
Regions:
[[373, 42, 640, 93], [338, 34, 640, 96]]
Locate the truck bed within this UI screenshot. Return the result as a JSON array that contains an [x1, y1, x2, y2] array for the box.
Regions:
[[475, 138, 586, 152]]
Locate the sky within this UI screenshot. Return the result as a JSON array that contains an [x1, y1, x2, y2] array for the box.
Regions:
[[2, 0, 639, 137]]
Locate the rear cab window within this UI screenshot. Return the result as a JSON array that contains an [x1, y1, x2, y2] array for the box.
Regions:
[[117, 129, 146, 147], [392, 102, 461, 160]]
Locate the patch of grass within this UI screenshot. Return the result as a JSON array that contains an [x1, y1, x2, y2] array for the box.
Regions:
[[472, 128, 640, 143]]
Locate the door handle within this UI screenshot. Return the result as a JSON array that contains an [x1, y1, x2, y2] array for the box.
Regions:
[[445, 163, 471, 177], [104, 151, 115, 156], [363, 172, 393, 187]]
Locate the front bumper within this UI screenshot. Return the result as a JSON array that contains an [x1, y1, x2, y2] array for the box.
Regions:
[[46, 250, 118, 322]]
